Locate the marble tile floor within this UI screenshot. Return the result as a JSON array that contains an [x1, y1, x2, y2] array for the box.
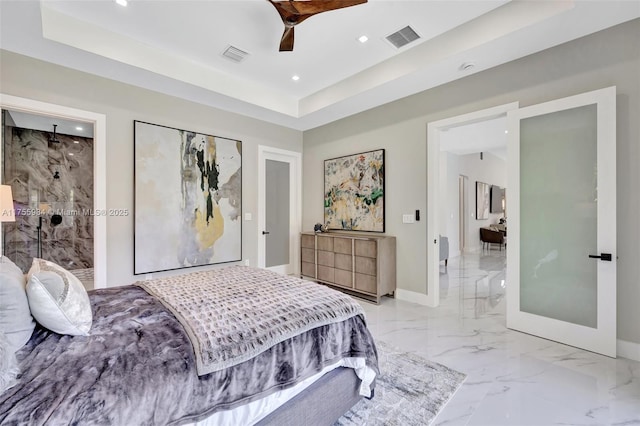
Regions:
[[358, 250, 640, 426]]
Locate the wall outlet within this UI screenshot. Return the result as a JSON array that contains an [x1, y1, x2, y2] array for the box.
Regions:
[[402, 214, 415, 224], [244, 259, 250, 266], [145, 273, 153, 281]]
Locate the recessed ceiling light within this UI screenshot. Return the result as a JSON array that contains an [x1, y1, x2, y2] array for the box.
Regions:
[[504, 130, 509, 134], [115, 0, 128, 6], [68, 153, 75, 156], [292, 75, 300, 81], [74, 140, 80, 144], [75, 126, 83, 131], [358, 35, 369, 43]]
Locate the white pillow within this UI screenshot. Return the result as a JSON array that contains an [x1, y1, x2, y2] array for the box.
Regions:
[[26, 259, 92, 336], [0, 257, 35, 351], [0, 330, 19, 393]]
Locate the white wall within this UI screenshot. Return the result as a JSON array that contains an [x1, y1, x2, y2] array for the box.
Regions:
[[302, 20, 640, 345], [440, 152, 507, 254], [0, 50, 303, 287], [458, 152, 506, 251]]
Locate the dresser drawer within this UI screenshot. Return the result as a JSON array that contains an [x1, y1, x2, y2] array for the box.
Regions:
[[317, 265, 334, 282], [334, 253, 352, 271], [317, 250, 334, 267], [301, 234, 315, 249], [334, 237, 352, 255], [354, 240, 377, 258], [301, 248, 315, 263], [354, 273, 376, 294], [317, 236, 334, 252], [355, 256, 377, 276], [334, 269, 353, 287], [301, 261, 315, 277]]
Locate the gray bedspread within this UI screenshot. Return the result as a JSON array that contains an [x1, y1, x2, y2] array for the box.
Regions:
[[0, 286, 378, 426], [137, 266, 366, 376]]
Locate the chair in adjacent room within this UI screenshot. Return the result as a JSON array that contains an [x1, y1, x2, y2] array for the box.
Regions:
[[479, 227, 505, 250]]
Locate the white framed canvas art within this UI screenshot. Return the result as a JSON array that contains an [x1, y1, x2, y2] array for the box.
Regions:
[[134, 121, 241, 274]]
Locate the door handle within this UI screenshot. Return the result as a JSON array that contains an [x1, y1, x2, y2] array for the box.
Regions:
[[262, 231, 270, 235], [589, 253, 612, 261]]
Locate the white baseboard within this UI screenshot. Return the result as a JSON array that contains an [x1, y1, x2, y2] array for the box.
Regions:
[[617, 339, 640, 361], [395, 288, 433, 307]]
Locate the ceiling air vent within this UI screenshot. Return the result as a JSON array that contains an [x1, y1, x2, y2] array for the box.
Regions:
[[385, 25, 420, 49], [222, 45, 249, 63]]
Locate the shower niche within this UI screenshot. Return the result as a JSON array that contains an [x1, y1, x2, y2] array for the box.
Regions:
[[2, 110, 94, 286]]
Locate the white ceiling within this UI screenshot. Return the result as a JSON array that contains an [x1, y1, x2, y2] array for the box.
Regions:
[[1, 1, 638, 131], [5, 110, 94, 138], [440, 116, 507, 160]]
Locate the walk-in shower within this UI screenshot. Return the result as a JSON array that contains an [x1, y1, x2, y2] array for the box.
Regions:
[[1, 109, 95, 288]]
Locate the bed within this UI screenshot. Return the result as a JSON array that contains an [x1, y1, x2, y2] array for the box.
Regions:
[[0, 261, 379, 425]]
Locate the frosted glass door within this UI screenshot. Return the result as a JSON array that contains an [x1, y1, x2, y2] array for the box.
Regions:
[[506, 87, 616, 357], [265, 159, 290, 268]]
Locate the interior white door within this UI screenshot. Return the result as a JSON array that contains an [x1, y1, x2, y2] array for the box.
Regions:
[[506, 86, 616, 357], [258, 147, 301, 275]]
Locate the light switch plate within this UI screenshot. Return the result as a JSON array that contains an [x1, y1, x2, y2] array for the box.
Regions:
[[244, 213, 252, 221], [402, 214, 415, 224]]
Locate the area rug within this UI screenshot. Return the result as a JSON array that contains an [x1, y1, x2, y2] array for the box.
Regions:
[[335, 341, 466, 425]]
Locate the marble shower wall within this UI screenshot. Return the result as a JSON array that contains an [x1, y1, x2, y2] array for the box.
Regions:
[[3, 126, 94, 272]]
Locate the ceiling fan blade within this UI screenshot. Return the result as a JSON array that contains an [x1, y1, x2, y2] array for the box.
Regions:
[[267, 0, 367, 51], [279, 26, 295, 52], [284, 0, 367, 16], [268, 0, 367, 25]]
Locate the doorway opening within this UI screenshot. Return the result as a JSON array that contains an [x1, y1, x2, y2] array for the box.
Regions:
[[257, 146, 301, 275], [426, 102, 518, 307], [2, 110, 95, 288], [0, 94, 107, 288]]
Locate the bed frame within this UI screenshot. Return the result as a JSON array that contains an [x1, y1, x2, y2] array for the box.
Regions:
[[257, 367, 363, 425]]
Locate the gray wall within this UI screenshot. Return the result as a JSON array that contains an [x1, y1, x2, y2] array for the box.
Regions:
[[0, 50, 303, 287], [303, 20, 640, 344]]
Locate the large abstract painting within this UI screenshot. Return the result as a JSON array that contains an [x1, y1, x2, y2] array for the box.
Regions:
[[134, 121, 242, 274], [324, 149, 385, 232]]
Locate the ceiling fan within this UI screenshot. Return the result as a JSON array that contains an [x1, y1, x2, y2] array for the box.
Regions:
[[267, 0, 368, 52]]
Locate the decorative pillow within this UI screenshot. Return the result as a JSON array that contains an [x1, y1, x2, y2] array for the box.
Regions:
[[0, 257, 35, 351], [0, 330, 20, 393], [0, 256, 22, 276], [26, 259, 92, 336]]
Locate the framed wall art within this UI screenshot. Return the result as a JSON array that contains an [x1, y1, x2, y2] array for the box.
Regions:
[[476, 181, 490, 220], [324, 149, 385, 232], [134, 121, 242, 274]]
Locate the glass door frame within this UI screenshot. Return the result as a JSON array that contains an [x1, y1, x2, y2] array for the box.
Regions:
[[506, 86, 617, 357]]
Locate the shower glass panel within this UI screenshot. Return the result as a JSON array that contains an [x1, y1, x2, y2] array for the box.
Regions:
[[1, 109, 94, 287]]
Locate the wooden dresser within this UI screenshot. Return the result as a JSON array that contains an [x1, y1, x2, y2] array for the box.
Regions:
[[300, 232, 396, 304]]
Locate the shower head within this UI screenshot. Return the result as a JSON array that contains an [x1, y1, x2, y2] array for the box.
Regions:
[[49, 124, 60, 144], [51, 214, 63, 226]]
